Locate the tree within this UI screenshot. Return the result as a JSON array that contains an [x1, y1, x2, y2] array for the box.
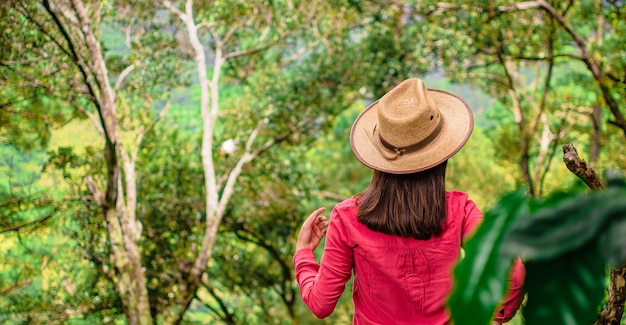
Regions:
[[9, 0, 623, 323], [2, 0, 184, 323], [413, 2, 626, 322], [3, 0, 442, 322], [414, 0, 626, 197], [0, 2, 76, 150], [0, 144, 122, 323], [156, 0, 443, 322]]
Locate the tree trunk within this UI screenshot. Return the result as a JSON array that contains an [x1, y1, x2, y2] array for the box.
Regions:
[[161, 2, 222, 323], [508, 87, 535, 197], [66, 0, 152, 323], [589, 104, 602, 165], [595, 266, 626, 325], [161, 2, 285, 323]]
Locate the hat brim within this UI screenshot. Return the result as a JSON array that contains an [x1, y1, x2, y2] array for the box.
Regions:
[[350, 89, 474, 174]]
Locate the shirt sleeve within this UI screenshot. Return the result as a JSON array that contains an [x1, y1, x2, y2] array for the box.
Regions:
[[292, 206, 354, 319], [494, 257, 526, 323]]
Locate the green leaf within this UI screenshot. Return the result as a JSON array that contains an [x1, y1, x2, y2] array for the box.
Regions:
[[523, 243, 605, 325], [598, 218, 626, 266], [501, 174, 626, 324], [501, 191, 625, 262], [605, 170, 626, 188], [502, 186, 626, 263], [448, 189, 528, 325]]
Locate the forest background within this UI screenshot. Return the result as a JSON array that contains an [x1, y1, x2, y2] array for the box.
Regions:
[[1, 0, 625, 324]]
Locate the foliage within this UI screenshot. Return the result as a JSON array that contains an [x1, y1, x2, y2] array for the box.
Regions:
[[415, 0, 626, 196], [129, 125, 201, 320], [450, 172, 626, 325], [304, 99, 371, 200], [447, 125, 518, 209], [0, 1, 79, 150], [2, 0, 626, 323], [0, 144, 119, 323]]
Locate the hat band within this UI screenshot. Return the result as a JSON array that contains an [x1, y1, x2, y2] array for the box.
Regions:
[[376, 119, 443, 160]]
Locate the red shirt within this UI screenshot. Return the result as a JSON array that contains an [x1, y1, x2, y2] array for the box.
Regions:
[[293, 190, 525, 324]]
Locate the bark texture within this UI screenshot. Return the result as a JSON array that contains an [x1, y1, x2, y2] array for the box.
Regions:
[[562, 144, 605, 190]]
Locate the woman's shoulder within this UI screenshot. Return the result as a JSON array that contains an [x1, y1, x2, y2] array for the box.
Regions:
[[446, 190, 470, 201], [329, 196, 360, 223], [446, 190, 477, 211], [333, 195, 360, 213]]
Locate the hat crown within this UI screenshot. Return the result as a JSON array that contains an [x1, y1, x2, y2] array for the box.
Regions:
[[349, 77, 473, 174], [378, 78, 441, 148]]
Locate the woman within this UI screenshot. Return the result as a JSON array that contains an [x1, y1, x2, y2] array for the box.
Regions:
[[293, 78, 525, 324]]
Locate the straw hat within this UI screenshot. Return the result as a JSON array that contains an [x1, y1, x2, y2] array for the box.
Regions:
[[350, 78, 474, 174]]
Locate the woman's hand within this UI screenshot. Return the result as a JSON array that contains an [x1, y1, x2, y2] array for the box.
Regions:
[[296, 207, 329, 251]]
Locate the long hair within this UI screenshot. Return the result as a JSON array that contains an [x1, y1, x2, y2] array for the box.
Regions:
[[357, 161, 448, 240]]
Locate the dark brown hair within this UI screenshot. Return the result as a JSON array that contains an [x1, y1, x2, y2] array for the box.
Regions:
[[357, 161, 448, 240]]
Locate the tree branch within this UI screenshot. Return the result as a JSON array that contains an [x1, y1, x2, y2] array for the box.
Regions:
[[221, 17, 250, 46], [495, 0, 626, 137], [113, 63, 136, 93], [595, 266, 626, 325], [223, 43, 274, 60], [561, 144, 605, 190], [217, 125, 289, 218], [162, 0, 186, 21], [198, 282, 237, 324], [0, 209, 57, 234], [0, 55, 51, 66], [0, 280, 33, 296]]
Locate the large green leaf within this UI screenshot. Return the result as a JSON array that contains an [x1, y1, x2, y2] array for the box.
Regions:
[[523, 243, 606, 325], [501, 186, 626, 263], [500, 174, 626, 325], [448, 189, 528, 325], [451, 174, 626, 325], [599, 218, 626, 267]]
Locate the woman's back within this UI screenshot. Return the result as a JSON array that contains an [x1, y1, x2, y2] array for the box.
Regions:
[[350, 191, 480, 324], [294, 191, 482, 324]]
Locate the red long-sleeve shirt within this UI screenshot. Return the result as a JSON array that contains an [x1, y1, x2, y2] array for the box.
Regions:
[[293, 191, 525, 324]]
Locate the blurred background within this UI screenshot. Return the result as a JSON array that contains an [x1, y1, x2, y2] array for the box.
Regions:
[[1, 0, 624, 324]]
